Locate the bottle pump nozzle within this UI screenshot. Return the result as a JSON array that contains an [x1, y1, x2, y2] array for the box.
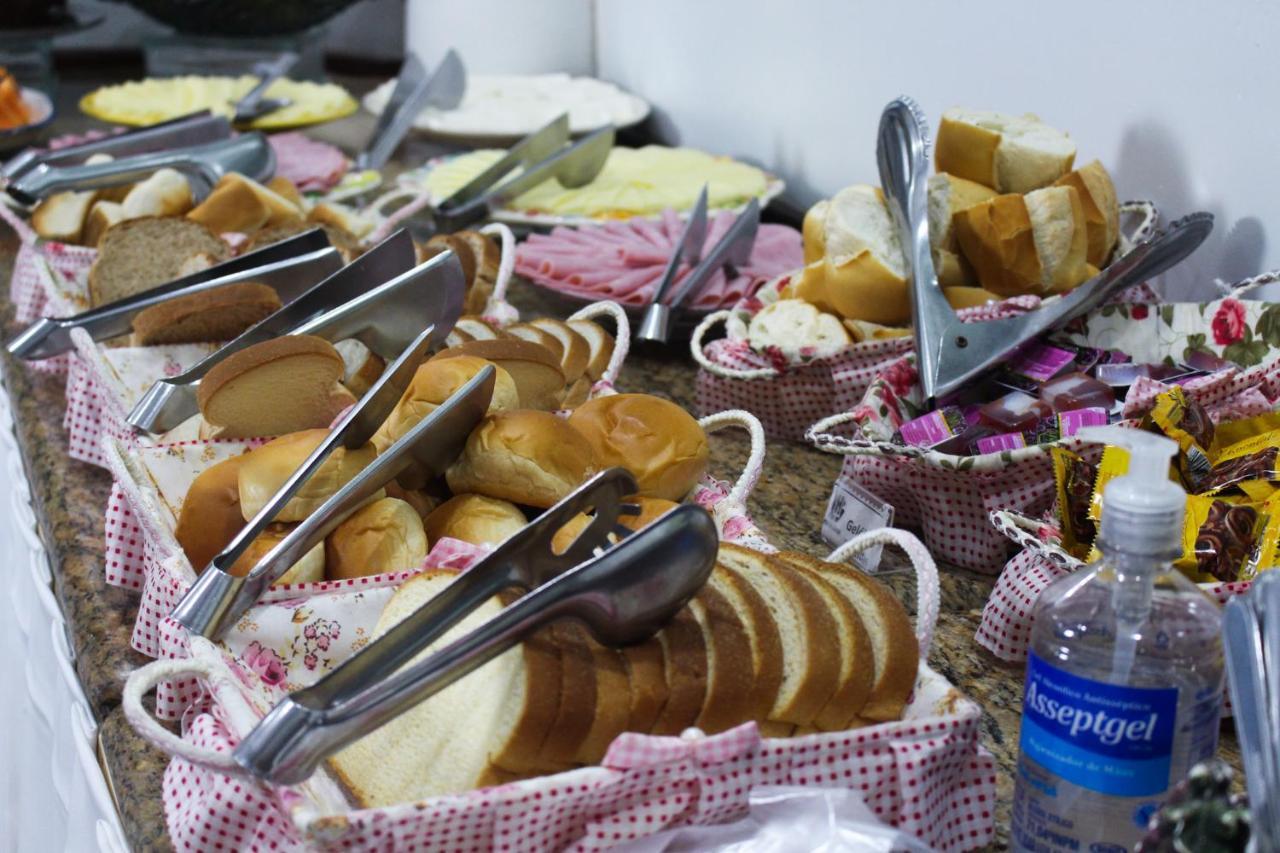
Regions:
[[1077, 426, 1185, 557]]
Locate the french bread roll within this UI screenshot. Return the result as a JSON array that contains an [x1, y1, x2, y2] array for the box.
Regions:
[[130, 281, 282, 346], [529, 318, 590, 384], [504, 323, 562, 362], [383, 481, 441, 520], [454, 316, 505, 342], [815, 185, 911, 326], [308, 201, 374, 240], [927, 173, 997, 287], [82, 201, 125, 248], [953, 186, 1090, 297], [1054, 159, 1119, 267], [550, 495, 678, 554], [747, 298, 851, 360], [87, 216, 230, 306], [31, 188, 97, 243], [422, 494, 528, 547], [842, 319, 911, 343], [455, 230, 499, 314], [227, 523, 326, 584], [567, 319, 615, 382], [943, 286, 1001, 310], [801, 198, 829, 264], [433, 339, 565, 411], [332, 339, 386, 398], [187, 173, 302, 234], [567, 394, 708, 501], [325, 497, 428, 581], [445, 327, 475, 348], [266, 176, 305, 210], [445, 410, 596, 509], [197, 334, 357, 439], [935, 108, 1076, 194], [120, 167, 193, 218], [175, 452, 249, 571], [237, 429, 379, 522]]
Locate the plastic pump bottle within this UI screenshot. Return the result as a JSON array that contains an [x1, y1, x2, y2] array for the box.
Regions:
[[1010, 427, 1224, 853]]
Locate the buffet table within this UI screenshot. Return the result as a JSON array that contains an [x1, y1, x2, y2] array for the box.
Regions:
[[2, 66, 1242, 852]]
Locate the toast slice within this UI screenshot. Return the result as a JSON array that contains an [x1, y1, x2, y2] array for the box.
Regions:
[[120, 167, 193, 218], [130, 281, 282, 346], [187, 173, 302, 234], [717, 543, 840, 727], [87, 216, 230, 306], [688, 585, 756, 734], [707, 563, 788, 736], [649, 606, 708, 735], [31, 189, 97, 243], [791, 566, 874, 730]]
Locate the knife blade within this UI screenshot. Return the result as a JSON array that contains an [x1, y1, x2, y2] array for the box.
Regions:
[[356, 49, 467, 172]]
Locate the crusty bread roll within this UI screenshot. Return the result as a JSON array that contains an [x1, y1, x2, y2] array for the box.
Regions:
[[567, 394, 708, 501], [504, 323, 562, 361], [1054, 159, 1119, 267], [445, 410, 596, 508], [175, 452, 249, 571], [953, 186, 1090, 297], [567, 319, 615, 382], [238, 429, 379, 522], [266, 176, 305, 210], [332, 339, 386, 398], [372, 355, 520, 459], [31, 189, 97, 243], [433, 340, 565, 411], [423, 493, 528, 547], [325, 497, 428, 581], [82, 201, 125, 248], [529, 318, 590, 384], [87, 216, 230, 307], [550, 495, 678, 554], [383, 481, 441, 520], [935, 108, 1076, 194], [187, 173, 302, 234], [943, 286, 1001, 310], [808, 185, 911, 326], [308, 201, 374, 240], [747, 299, 850, 360], [121, 167, 193, 219], [801, 198, 828, 264], [927, 173, 997, 287], [197, 335, 357, 439], [841, 319, 911, 343], [131, 281, 282, 346], [227, 523, 326, 584]]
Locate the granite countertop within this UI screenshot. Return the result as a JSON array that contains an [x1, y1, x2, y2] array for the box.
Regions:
[[1, 68, 1241, 853]]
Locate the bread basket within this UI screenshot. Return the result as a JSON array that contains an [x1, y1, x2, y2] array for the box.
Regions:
[[120, 526, 996, 851], [805, 283, 1280, 573], [692, 203, 1158, 441]]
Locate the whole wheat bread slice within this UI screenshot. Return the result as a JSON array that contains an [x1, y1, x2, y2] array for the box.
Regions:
[[87, 216, 230, 306]]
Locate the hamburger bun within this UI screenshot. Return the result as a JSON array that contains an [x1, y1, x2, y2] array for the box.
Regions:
[[326, 498, 428, 581], [567, 394, 708, 501], [238, 429, 379, 522], [445, 410, 596, 509], [551, 496, 679, 554], [423, 494, 529, 547], [227, 523, 325, 584], [373, 356, 519, 455]]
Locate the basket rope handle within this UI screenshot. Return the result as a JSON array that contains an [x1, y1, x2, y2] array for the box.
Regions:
[[361, 187, 433, 246], [804, 410, 882, 456], [697, 409, 766, 505], [569, 300, 631, 391], [479, 222, 517, 308], [1116, 201, 1158, 256], [690, 310, 780, 380], [825, 527, 940, 658], [1225, 269, 1280, 296], [122, 655, 243, 773]]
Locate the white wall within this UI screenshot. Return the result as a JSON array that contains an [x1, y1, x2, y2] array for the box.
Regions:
[[595, 0, 1280, 299]]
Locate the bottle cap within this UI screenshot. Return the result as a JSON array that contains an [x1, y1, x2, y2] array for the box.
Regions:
[[1077, 426, 1185, 557]]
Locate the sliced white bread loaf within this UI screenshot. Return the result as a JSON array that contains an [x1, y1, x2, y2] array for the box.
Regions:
[[87, 216, 230, 306], [619, 637, 668, 734], [534, 622, 598, 773], [649, 607, 709, 736], [935, 108, 1076, 194], [688, 585, 756, 735], [130, 281, 282, 346], [572, 636, 631, 766], [455, 316, 505, 342], [567, 319, 615, 382], [790, 567, 874, 731], [1054, 159, 1119, 267], [529, 318, 590, 384], [505, 323, 563, 361], [707, 563, 788, 736]]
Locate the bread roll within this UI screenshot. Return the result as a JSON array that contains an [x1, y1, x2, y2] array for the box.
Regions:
[[372, 355, 520, 456], [446, 410, 596, 508], [197, 334, 356, 438], [943, 286, 1001, 310], [187, 173, 302, 234], [841, 319, 911, 343], [811, 185, 911, 326], [567, 394, 708, 501], [326, 497, 428, 581], [175, 452, 249, 570], [423, 494, 528, 547], [238, 429, 378, 522], [747, 299, 850, 360], [935, 108, 1076, 193], [454, 316, 504, 342], [567, 319, 615, 382], [82, 201, 125, 248], [953, 186, 1090, 297], [87, 216, 230, 306], [308, 201, 374, 240], [529, 318, 590, 384], [927, 173, 996, 287], [801, 199, 828, 264], [131, 282, 282, 346], [266, 176, 305, 210], [121, 167, 193, 218], [550, 495, 678, 554], [331, 339, 386, 398], [1054, 159, 1119, 267], [227, 523, 326, 584], [383, 481, 442, 520], [433, 340, 565, 411], [31, 189, 97, 243]]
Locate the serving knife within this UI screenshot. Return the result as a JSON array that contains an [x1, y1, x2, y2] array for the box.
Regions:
[[355, 49, 466, 172]]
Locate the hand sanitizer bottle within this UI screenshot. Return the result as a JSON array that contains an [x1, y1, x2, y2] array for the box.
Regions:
[[1011, 427, 1224, 853]]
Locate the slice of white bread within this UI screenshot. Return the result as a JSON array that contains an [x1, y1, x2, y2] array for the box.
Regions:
[[488, 590, 564, 777], [953, 186, 1089, 297], [433, 339, 566, 411], [1053, 159, 1119, 267], [568, 319, 615, 382], [777, 552, 919, 724], [445, 327, 475, 348], [130, 281, 282, 346], [791, 567, 874, 731], [329, 573, 559, 805], [534, 623, 597, 772], [424, 234, 477, 294], [529, 318, 590, 384], [648, 606, 709, 735], [455, 230, 499, 314], [227, 522, 326, 584], [87, 216, 230, 307], [504, 323, 563, 362], [237, 429, 379, 522], [560, 376, 592, 409], [308, 201, 374, 240], [266, 176, 306, 210], [619, 637, 668, 734], [187, 173, 302, 234], [935, 108, 1076, 194], [927, 173, 997, 288], [573, 639, 631, 765], [707, 563, 788, 736], [197, 335, 357, 439], [331, 339, 386, 398], [804, 185, 910, 326], [747, 299, 851, 361], [31, 189, 98, 243], [688, 585, 756, 735], [455, 316, 505, 342], [121, 167, 193, 219], [82, 201, 125, 248], [717, 543, 840, 727]]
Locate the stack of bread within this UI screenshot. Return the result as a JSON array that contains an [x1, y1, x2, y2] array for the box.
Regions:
[[750, 108, 1120, 355], [327, 542, 919, 806]]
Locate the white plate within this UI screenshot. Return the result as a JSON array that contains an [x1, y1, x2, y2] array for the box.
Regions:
[[0, 88, 55, 153], [361, 72, 650, 145]]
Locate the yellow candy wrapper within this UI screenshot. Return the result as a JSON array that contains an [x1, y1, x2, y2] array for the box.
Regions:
[[1051, 447, 1097, 559], [1178, 494, 1267, 583], [1146, 387, 1216, 486]]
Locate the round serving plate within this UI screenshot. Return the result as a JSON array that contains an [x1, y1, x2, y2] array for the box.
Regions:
[[0, 87, 55, 153], [79, 76, 358, 130]]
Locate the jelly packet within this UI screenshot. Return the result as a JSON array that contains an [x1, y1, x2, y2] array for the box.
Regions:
[[1146, 387, 1216, 485], [1179, 495, 1267, 583], [1051, 447, 1098, 558], [895, 405, 979, 449]]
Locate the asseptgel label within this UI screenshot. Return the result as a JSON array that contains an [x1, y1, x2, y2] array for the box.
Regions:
[[1020, 652, 1177, 797]]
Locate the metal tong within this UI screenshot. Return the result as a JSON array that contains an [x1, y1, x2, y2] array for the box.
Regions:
[[232, 469, 719, 785], [232, 52, 299, 126], [637, 185, 760, 343], [1, 110, 230, 189], [876, 96, 1215, 406], [127, 229, 445, 434], [424, 112, 615, 233], [356, 49, 467, 172], [171, 333, 483, 644], [6, 132, 274, 205], [6, 229, 343, 360]]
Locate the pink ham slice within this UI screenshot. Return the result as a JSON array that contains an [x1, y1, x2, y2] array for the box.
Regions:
[[267, 132, 349, 193]]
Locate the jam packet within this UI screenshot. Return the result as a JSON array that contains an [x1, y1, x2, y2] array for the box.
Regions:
[[1179, 495, 1267, 583], [1052, 446, 1098, 558], [896, 405, 979, 449], [1146, 387, 1216, 485], [1006, 341, 1077, 383]]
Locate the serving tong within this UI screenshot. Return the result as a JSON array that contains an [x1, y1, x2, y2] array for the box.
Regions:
[[1224, 572, 1280, 849], [6, 228, 343, 360], [876, 97, 1215, 406], [355, 49, 467, 172], [127, 229, 454, 434], [231, 468, 719, 785], [231, 52, 299, 126], [637, 185, 760, 343]]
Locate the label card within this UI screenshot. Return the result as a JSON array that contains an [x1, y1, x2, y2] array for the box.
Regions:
[[821, 479, 895, 571]]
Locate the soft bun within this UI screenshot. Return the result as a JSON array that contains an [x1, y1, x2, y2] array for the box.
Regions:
[[445, 410, 596, 508], [551, 495, 678, 554], [423, 494, 528, 547], [567, 394, 708, 501], [176, 453, 250, 570], [325, 498, 428, 581], [227, 523, 325, 584], [373, 356, 520, 454], [238, 429, 379, 522]]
